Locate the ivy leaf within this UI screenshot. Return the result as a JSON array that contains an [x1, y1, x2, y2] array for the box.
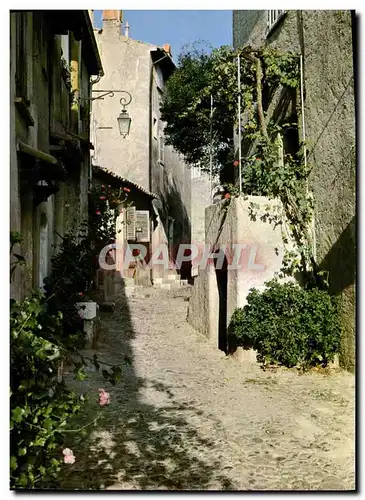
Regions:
[[10, 456, 17, 471], [11, 406, 25, 424], [34, 437, 46, 447]]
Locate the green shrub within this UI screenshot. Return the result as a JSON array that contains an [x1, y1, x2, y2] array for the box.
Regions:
[[10, 292, 83, 488], [228, 279, 340, 368]]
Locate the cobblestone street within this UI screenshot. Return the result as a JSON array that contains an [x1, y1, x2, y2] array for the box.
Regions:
[[60, 286, 355, 491]]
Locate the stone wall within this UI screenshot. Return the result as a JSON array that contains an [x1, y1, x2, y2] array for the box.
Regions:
[[93, 24, 192, 282], [232, 10, 356, 371], [187, 196, 293, 349], [10, 11, 100, 299], [150, 64, 192, 271], [92, 30, 151, 190], [191, 172, 212, 276]]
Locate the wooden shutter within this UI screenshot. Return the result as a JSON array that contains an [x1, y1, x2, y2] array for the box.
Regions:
[[135, 210, 150, 242], [126, 206, 136, 240], [159, 133, 164, 164]]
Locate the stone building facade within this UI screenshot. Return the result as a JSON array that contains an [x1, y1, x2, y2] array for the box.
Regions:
[[232, 10, 356, 370], [91, 11, 193, 281], [10, 10, 103, 300]]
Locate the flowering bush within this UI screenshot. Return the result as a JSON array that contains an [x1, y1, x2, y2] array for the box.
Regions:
[[10, 290, 120, 488], [62, 448, 75, 465], [98, 389, 110, 407], [10, 292, 83, 488], [10, 229, 124, 489]]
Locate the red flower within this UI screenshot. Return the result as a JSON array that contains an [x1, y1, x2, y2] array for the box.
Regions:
[[99, 195, 106, 200], [123, 187, 131, 193], [224, 193, 231, 199], [233, 160, 239, 167], [132, 248, 140, 257], [78, 292, 84, 297], [95, 210, 101, 215]]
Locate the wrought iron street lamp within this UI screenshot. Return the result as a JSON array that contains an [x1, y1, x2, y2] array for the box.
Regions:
[[117, 92, 132, 138], [89, 89, 133, 138]]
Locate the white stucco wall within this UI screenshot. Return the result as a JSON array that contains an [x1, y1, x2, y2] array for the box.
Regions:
[[187, 195, 295, 349], [92, 29, 153, 190]]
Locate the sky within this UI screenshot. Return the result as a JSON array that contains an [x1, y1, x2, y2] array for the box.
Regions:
[[93, 10, 233, 62]]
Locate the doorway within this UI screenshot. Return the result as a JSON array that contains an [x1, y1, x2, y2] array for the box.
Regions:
[[38, 212, 49, 290], [214, 251, 228, 353]]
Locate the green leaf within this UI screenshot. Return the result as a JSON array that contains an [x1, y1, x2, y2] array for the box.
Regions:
[[11, 407, 25, 424], [10, 456, 17, 471], [34, 437, 46, 447]]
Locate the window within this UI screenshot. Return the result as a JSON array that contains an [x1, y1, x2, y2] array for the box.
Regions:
[[135, 211, 150, 242], [158, 132, 164, 164], [153, 117, 158, 139], [126, 206, 136, 240], [267, 10, 285, 33], [156, 66, 165, 92], [60, 33, 70, 65]]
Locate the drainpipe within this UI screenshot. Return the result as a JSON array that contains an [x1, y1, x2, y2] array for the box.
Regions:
[[237, 54, 242, 194], [298, 17, 315, 260], [299, 55, 307, 175], [89, 71, 103, 177]]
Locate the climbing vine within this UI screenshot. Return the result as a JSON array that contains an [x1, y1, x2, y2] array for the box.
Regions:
[[162, 44, 319, 282]]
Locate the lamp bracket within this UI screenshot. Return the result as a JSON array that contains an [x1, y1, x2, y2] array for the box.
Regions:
[[81, 90, 133, 103]]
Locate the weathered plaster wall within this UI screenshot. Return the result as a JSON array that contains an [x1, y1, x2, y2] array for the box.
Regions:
[[10, 14, 22, 300], [150, 64, 192, 268], [233, 10, 356, 371], [11, 12, 98, 299], [188, 196, 291, 348], [92, 30, 151, 190], [190, 171, 212, 266]]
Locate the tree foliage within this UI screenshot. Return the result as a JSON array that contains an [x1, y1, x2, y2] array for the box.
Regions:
[[160, 43, 299, 179], [160, 43, 237, 176]]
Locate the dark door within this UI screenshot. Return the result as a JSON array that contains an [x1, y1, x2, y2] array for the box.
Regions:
[[215, 252, 228, 353]]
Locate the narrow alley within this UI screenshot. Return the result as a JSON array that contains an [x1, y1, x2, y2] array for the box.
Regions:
[[60, 286, 355, 491]]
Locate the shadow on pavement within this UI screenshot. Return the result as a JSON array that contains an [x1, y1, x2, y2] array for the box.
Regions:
[[57, 281, 235, 491]]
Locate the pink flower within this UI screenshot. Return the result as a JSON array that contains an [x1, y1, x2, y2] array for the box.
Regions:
[[98, 388, 110, 407], [62, 448, 75, 464]]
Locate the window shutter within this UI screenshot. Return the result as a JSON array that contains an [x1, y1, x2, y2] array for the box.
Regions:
[[126, 206, 136, 240], [135, 210, 150, 242], [159, 133, 164, 164]]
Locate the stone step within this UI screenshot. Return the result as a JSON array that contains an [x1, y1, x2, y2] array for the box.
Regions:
[[121, 277, 136, 286], [153, 277, 181, 285], [154, 283, 171, 290], [124, 286, 136, 296], [167, 273, 179, 281]]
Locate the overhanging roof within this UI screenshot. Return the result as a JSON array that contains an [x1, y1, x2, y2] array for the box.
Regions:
[[151, 47, 175, 78], [92, 166, 159, 199], [45, 10, 103, 76]]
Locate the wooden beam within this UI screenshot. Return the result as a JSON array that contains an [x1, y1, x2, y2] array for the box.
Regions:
[[17, 140, 59, 165]]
